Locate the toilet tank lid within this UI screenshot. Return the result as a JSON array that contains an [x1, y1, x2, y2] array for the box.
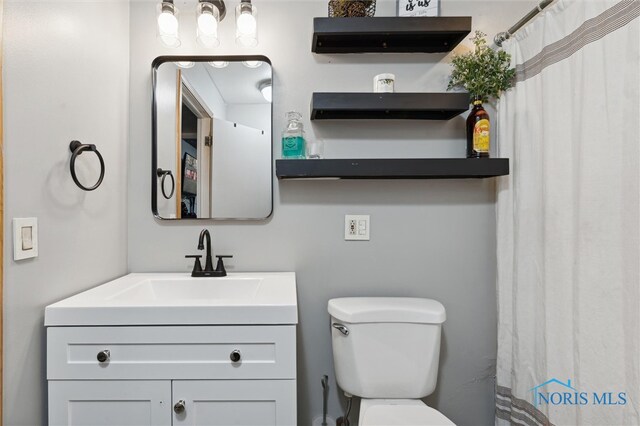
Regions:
[[328, 297, 446, 324]]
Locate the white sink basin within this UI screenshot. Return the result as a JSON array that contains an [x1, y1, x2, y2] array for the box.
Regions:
[[45, 273, 297, 326], [109, 277, 263, 302]]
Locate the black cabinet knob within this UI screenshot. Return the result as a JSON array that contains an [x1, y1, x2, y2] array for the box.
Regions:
[[230, 349, 241, 363], [174, 400, 186, 414], [97, 349, 110, 363]]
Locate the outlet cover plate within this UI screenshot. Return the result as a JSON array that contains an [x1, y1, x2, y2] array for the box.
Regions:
[[345, 215, 370, 241]]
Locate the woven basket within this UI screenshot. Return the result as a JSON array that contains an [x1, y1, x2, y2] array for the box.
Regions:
[[328, 0, 376, 17]]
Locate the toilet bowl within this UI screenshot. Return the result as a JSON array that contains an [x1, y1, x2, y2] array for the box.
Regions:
[[328, 297, 455, 426], [359, 399, 454, 426]]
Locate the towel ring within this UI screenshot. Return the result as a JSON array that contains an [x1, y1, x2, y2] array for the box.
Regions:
[[69, 140, 105, 191], [157, 168, 175, 199]]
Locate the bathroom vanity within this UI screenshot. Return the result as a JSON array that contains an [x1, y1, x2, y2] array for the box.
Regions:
[[45, 273, 298, 426]]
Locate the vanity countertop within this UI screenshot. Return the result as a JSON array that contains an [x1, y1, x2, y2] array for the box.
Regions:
[[45, 272, 298, 326]]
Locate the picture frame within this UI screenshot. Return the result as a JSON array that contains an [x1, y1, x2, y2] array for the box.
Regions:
[[397, 0, 440, 17]]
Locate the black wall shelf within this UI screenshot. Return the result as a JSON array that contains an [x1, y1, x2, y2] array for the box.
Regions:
[[312, 16, 472, 54], [311, 92, 470, 120], [276, 158, 509, 180]]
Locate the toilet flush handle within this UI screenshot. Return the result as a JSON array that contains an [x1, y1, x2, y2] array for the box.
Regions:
[[332, 323, 349, 336]]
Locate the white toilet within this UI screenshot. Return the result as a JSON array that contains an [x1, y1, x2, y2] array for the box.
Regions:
[[328, 297, 455, 426]]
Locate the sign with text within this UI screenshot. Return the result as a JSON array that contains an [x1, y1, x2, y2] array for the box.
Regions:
[[397, 0, 439, 17]]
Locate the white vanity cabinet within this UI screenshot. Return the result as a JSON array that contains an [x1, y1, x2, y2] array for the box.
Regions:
[[45, 272, 298, 426], [47, 325, 297, 426]]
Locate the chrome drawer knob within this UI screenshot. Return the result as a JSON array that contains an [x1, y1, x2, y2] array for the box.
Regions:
[[96, 349, 110, 363], [230, 349, 242, 363], [174, 400, 186, 414]]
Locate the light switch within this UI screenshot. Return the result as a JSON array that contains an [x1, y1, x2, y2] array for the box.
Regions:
[[21, 226, 33, 250], [13, 217, 38, 260]]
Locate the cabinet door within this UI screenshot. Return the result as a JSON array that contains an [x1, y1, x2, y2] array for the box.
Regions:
[[49, 380, 171, 426], [172, 380, 296, 426]]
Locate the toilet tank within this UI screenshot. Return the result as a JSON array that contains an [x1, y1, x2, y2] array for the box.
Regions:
[[328, 297, 446, 399]]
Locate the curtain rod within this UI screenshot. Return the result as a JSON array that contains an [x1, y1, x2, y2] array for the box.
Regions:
[[494, 0, 554, 46]]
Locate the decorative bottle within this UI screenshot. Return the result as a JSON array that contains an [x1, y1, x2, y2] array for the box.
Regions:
[[466, 99, 490, 158], [281, 111, 306, 159]]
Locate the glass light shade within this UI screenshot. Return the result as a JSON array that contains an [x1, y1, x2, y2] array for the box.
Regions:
[[235, 1, 258, 47], [157, 2, 181, 48], [175, 61, 196, 69], [208, 61, 230, 68], [197, 2, 220, 48], [242, 60, 262, 68]]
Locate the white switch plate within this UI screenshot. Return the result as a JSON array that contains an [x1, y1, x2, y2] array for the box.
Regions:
[[345, 215, 370, 241], [13, 217, 38, 260]]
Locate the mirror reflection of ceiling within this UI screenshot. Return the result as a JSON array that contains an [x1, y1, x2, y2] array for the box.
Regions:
[[181, 62, 271, 105]]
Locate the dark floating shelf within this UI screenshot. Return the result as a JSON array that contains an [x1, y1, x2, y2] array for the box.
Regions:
[[276, 158, 510, 180], [312, 16, 472, 54], [311, 92, 470, 120]]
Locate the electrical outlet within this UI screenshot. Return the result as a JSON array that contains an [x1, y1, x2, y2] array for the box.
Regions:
[[348, 219, 357, 236], [345, 215, 370, 241]]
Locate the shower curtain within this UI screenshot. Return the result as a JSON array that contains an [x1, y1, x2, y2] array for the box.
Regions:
[[495, 0, 640, 425]]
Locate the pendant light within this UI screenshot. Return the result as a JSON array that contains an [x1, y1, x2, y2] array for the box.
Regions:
[[259, 80, 272, 103], [157, 1, 181, 48], [197, 0, 226, 48], [235, 0, 258, 47]]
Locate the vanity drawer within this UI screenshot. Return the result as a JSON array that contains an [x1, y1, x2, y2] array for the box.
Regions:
[[47, 325, 296, 380]]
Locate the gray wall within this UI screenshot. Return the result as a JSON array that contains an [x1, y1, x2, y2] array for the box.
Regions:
[[2, 2, 130, 425], [129, 1, 535, 424]]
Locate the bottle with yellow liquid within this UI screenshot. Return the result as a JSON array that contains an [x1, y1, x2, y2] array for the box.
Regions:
[[466, 99, 490, 158]]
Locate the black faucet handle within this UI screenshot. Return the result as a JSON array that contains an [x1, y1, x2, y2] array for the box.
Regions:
[[214, 255, 233, 276], [185, 255, 203, 276]]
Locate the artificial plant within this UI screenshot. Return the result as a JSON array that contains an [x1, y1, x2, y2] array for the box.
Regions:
[[447, 31, 515, 103]]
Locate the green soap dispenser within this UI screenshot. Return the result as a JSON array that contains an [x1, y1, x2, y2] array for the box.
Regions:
[[281, 111, 306, 159]]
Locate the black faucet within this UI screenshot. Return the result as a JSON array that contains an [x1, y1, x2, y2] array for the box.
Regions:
[[185, 229, 233, 277], [198, 229, 214, 272]]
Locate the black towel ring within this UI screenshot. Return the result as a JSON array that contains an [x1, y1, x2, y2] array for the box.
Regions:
[[157, 168, 175, 199], [69, 140, 105, 191]]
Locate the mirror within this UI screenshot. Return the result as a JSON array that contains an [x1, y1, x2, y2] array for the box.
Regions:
[[152, 56, 273, 220]]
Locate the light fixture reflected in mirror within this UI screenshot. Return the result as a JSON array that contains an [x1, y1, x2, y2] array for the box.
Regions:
[[242, 60, 262, 68], [197, 0, 226, 48], [259, 80, 272, 103], [175, 61, 196, 69], [157, 1, 181, 48], [208, 61, 230, 68], [236, 0, 258, 47]]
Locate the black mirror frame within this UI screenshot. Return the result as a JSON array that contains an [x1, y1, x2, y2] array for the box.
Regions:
[[151, 55, 274, 221]]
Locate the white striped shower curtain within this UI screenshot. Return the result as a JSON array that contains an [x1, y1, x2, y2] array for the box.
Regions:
[[495, 1, 640, 425]]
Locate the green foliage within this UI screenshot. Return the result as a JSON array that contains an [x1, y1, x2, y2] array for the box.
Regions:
[[447, 31, 515, 103]]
